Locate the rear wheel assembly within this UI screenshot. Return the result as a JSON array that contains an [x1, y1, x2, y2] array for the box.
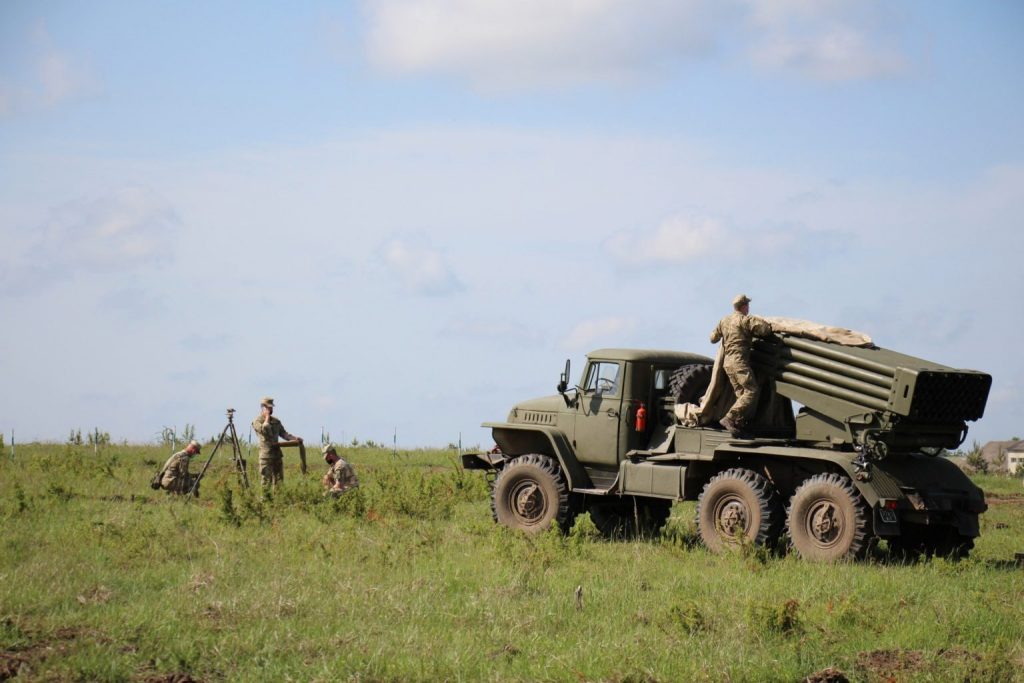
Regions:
[[696, 468, 784, 552], [787, 473, 870, 561]]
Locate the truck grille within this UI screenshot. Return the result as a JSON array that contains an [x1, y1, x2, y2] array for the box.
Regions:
[[521, 411, 556, 425]]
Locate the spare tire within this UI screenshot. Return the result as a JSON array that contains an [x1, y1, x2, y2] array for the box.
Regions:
[[669, 363, 713, 405]]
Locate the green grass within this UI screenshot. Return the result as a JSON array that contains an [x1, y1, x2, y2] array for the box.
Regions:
[[1, 443, 1023, 682]]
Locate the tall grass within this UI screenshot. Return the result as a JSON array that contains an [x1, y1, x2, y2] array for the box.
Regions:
[[1, 443, 1022, 682]]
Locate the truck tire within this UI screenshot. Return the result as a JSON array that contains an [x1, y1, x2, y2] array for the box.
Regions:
[[589, 497, 671, 539], [787, 473, 870, 562], [696, 468, 783, 552], [492, 454, 575, 534], [669, 363, 713, 405], [888, 522, 975, 560]]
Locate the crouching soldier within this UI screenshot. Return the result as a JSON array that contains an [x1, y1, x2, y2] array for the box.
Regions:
[[321, 445, 359, 497], [160, 440, 202, 496]]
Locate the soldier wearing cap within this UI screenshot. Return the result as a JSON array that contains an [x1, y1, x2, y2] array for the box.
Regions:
[[159, 439, 202, 496], [252, 397, 302, 487], [321, 444, 359, 497], [710, 294, 773, 434]]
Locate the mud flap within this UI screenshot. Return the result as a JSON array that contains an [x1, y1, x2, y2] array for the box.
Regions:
[[956, 511, 980, 537], [461, 452, 507, 470], [873, 506, 900, 537]]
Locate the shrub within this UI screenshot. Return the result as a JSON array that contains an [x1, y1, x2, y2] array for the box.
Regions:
[[668, 601, 710, 634], [748, 598, 802, 637]]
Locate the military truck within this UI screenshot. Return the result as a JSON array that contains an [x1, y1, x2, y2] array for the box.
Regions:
[[463, 334, 991, 561]]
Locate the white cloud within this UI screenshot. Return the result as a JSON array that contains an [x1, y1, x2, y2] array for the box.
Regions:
[[379, 238, 464, 296], [1, 186, 179, 295], [562, 316, 636, 351], [604, 212, 849, 268], [605, 215, 727, 266], [745, 0, 907, 81], [0, 24, 99, 116], [33, 186, 180, 269], [364, 0, 725, 88], [362, 0, 909, 88]]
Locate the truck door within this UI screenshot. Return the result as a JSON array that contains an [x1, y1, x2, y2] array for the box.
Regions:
[[573, 360, 627, 467]]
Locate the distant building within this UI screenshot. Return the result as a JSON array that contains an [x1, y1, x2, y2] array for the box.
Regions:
[[980, 440, 1024, 473], [1007, 442, 1024, 476]]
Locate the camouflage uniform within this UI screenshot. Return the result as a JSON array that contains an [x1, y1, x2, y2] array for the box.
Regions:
[[323, 456, 359, 497], [252, 415, 296, 487], [160, 449, 197, 495], [710, 311, 773, 425]]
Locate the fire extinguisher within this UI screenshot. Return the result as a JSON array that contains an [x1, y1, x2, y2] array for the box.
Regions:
[[635, 402, 647, 432]]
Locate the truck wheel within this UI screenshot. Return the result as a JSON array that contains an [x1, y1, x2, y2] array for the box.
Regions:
[[889, 522, 975, 560], [787, 473, 870, 561], [696, 468, 783, 552], [589, 497, 672, 539], [491, 454, 574, 534]]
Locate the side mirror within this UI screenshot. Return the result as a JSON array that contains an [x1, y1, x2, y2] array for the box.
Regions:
[[557, 358, 570, 394]]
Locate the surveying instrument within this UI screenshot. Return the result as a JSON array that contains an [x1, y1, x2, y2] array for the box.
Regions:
[[188, 408, 250, 498]]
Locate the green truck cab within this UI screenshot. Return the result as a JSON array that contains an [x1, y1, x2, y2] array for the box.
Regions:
[[463, 336, 991, 561]]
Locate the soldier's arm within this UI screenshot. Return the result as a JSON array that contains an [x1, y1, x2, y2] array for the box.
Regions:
[[278, 422, 297, 441], [710, 322, 722, 344], [748, 315, 773, 337], [252, 418, 269, 437]]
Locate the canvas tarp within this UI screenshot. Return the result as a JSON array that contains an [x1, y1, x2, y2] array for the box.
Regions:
[[675, 317, 873, 428]]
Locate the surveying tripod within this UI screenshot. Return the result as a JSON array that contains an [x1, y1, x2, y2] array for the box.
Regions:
[[188, 408, 250, 498]]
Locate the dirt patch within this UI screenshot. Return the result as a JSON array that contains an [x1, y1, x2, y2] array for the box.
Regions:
[[0, 625, 90, 681], [0, 651, 30, 681], [803, 667, 848, 683], [984, 493, 1024, 505], [855, 649, 925, 680]]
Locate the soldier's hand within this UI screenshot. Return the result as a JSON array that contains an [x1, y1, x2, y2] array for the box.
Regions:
[[296, 436, 303, 444]]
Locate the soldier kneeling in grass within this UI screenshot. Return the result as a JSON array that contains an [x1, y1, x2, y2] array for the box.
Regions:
[[321, 445, 359, 497], [157, 439, 202, 496]]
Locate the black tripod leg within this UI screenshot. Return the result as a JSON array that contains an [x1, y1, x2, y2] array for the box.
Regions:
[[188, 423, 229, 498], [229, 423, 250, 489]]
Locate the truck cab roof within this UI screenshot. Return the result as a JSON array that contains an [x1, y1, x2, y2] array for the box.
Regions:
[[587, 348, 713, 365]]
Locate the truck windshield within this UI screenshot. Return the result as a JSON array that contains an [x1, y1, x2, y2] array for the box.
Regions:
[[584, 361, 621, 396]]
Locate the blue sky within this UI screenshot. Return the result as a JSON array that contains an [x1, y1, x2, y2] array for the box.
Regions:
[[1, 1, 1021, 449]]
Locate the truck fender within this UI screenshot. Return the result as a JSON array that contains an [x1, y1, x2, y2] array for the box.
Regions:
[[482, 422, 590, 490]]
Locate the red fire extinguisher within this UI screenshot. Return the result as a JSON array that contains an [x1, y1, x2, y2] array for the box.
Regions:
[[635, 402, 647, 432]]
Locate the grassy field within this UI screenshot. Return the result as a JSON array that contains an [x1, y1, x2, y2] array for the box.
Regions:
[[1, 443, 1022, 682]]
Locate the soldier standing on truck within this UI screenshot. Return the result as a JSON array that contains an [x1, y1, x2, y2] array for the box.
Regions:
[[710, 294, 773, 434], [252, 397, 302, 487], [321, 444, 359, 497]]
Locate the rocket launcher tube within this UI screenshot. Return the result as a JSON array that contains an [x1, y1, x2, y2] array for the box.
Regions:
[[781, 362, 892, 401], [783, 336, 895, 376], [777, 371, 890, 412], [780, 348, 894, 388], [753, 331, 991, 450]]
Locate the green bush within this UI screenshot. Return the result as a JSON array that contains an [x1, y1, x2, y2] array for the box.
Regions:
[[748, 598, 802, 637]]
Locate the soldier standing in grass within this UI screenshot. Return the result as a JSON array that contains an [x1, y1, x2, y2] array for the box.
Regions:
[[159, 440, 202, 496], [252, 397, 302, 487], [321, 444, 359, 497], [710, 294, 773, 435]]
